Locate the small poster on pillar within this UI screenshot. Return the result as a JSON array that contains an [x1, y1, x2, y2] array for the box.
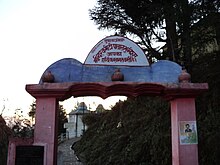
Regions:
[[179, 121, 198, 145]]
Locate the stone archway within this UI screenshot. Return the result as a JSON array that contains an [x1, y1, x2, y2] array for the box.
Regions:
[[7, 36, 208, 165], [25, 81, 207, 165]]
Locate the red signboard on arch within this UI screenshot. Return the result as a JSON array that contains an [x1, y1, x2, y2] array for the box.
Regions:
[[84, 35, 149, 66]]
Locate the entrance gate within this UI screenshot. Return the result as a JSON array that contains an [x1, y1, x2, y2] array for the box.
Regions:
[[7, 36, 208, 165]]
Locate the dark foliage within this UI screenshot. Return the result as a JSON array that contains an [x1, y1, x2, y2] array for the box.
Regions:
[[0, 116, 12, 165], [12, 121, 33, 138], [192, 51, 220, 165], [74, 97, 171, 165], [58, 104, 68, 135]]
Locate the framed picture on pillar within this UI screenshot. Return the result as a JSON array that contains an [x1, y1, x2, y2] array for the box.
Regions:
[[179, 121, 198, 145]]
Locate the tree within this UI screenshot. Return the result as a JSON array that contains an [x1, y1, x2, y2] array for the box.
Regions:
[[74, 97, 171, 164], [0, 115, 12, 165], [28, 100, 36, 125], [28, 100, 68, 136], [90, 0, 220, 70], [191, 51, 220, 165], [58, 104, 68, 135], [77, 1, 220, 164]]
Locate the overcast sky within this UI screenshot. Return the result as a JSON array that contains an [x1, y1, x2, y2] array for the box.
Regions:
[[0, 0, 126, 116]]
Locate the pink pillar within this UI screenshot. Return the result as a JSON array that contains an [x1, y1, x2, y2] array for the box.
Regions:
[[170, 98, 198, 165], [34, 97, 58, 165]]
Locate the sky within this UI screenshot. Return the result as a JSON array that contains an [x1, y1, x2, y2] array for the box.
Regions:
[[0, 0, 126, 117]]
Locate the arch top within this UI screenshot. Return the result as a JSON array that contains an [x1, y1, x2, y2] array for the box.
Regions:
[[39, 35, 182, 84], [27, 35, 208, 101], [84, 35, 149, 66]]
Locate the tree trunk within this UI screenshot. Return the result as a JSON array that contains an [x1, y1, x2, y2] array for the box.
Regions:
[[164, 1, 179, 62], [179, 0, 192, 72]]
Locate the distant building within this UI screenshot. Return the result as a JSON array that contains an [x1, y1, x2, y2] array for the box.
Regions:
[[64, 102, 90, 138], [95, 104, 106, 113]]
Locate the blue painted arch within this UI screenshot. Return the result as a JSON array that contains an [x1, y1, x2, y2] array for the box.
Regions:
[[39, 58, 182, 84]]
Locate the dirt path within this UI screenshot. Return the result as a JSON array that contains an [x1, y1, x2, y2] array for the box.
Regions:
[[58, 138, 83, 165]]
